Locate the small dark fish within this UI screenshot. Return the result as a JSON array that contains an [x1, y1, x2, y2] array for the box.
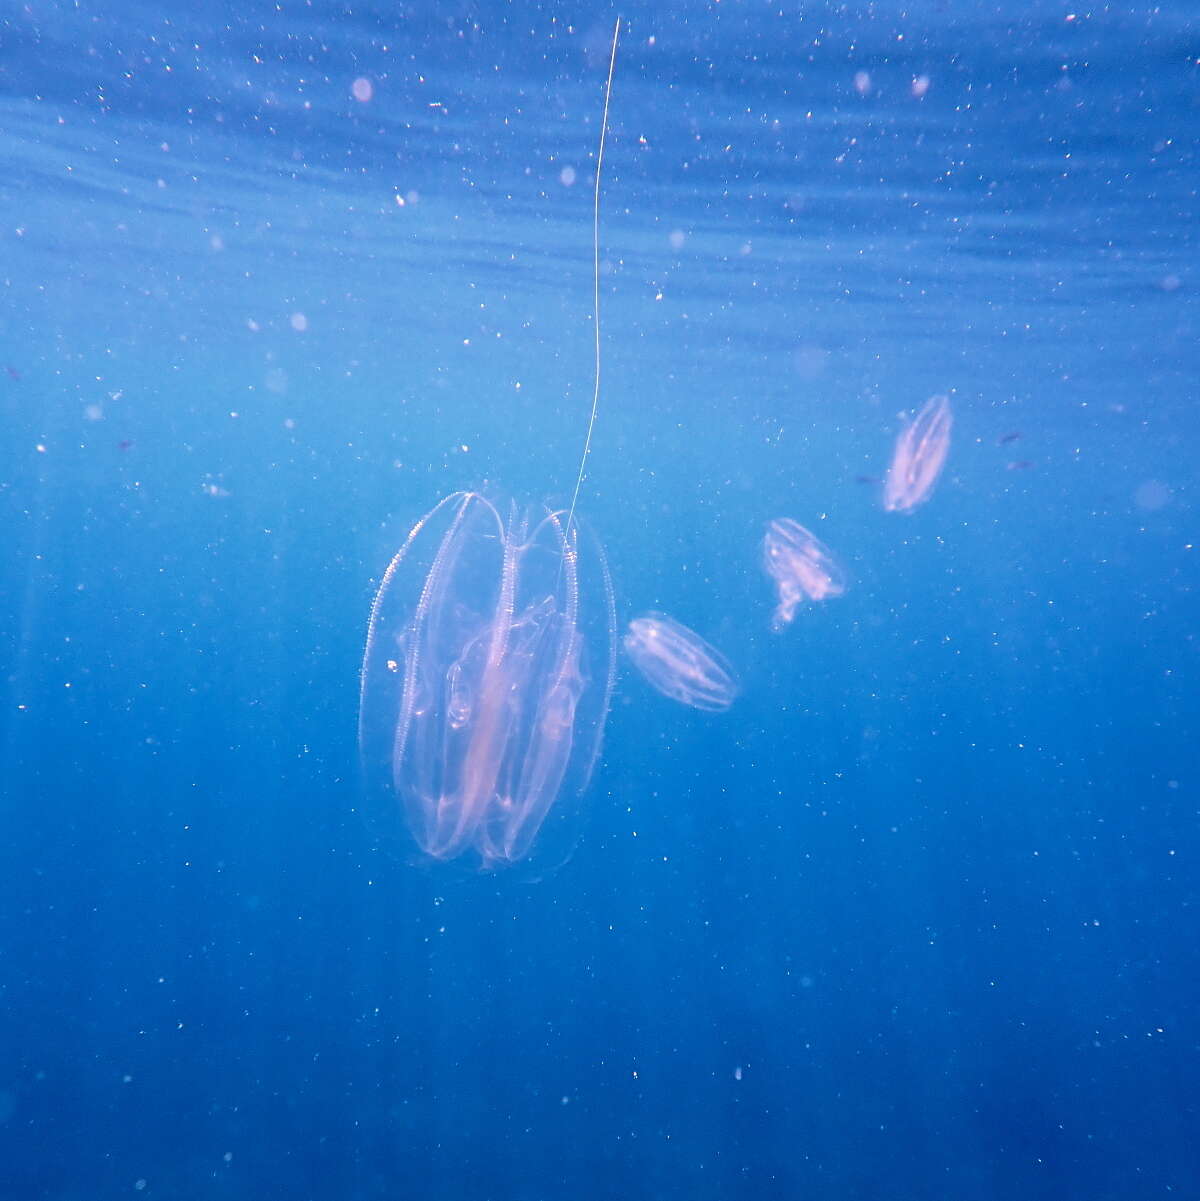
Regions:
[[855, 474, 883, 485], [118, 439, 134, 452], [5, 366, 20, 381], [997, 431, 1022, 445], [1006, 459, 1033, 472]]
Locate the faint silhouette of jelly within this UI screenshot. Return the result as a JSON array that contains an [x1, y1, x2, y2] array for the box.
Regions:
[[358, 492, 616, 871], [883, 393, 953, 513], [761, 518, 846, 632], [624, 613, 739, 711]]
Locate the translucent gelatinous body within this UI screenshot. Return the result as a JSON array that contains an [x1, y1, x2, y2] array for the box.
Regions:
[[762, 518, 846, 632], [883, 394, 953, 513], [358, 492, 616, 871], [624, 613, 739, 712]]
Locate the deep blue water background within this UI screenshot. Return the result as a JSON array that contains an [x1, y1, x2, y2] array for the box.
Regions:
[[1, 1, 1198, 1198]]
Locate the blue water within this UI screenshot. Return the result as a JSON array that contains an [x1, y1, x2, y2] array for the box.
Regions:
[[1, 1, 1197, 1197]]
